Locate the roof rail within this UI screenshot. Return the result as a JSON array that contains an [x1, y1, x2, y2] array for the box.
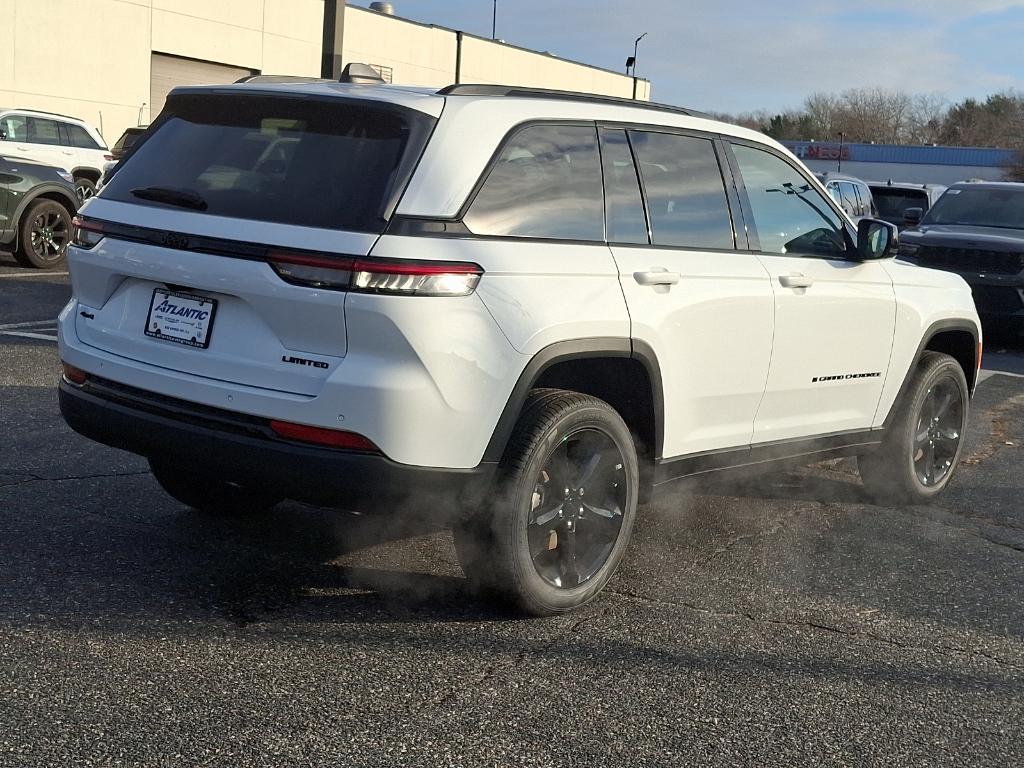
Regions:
[[234, 75, 332, 84], [436, 84, 709, 119], [12, 107, 85, 122]]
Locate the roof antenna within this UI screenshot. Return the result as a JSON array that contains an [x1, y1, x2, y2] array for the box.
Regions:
[[339, 63, 386, 84]]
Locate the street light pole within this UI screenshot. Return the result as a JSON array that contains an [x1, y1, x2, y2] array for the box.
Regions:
[[836, 131, 845, 173], [631, 32, 647, 99], [492, 0, 497, 39]]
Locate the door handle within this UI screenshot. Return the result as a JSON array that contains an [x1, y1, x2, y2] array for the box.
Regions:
[[61, 150, 74, 156], [634, 268, 680, 286], [779, 273, 814, 289]]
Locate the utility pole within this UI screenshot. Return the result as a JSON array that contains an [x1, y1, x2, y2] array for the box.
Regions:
[[836, 131, 845, 172], [492, 0, 497, 39]]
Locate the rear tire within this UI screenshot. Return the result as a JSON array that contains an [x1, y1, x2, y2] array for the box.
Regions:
[[149, 460, 284, 516], [859, 352, 969, 504], [14, 199, 72, 268], [453, 389, 639, 616]]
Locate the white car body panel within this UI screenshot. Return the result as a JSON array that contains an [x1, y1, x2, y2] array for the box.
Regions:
[[611, 246, 775, 458], [752, 257, 896, 443]]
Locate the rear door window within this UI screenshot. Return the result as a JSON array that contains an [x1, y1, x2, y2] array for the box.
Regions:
[[628, 130, 734, 250], [464, 123, 604, 241], [27, 117, 61, 145], [599, 129, 648, 244], [837, 182, 860, 217], [101, 93, 436, 233]]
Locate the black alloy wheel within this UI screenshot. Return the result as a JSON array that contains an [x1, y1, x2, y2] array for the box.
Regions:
[[453, 389, 640, 615], [912, 377, 964, 488], [859, 351, 969, 503], [527, 428, 628, 588], [15, 199, 73, 268]]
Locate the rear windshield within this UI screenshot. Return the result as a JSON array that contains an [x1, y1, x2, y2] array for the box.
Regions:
[[101, 93, 435, 233], [923, 186, 1024, 229], [871, 188, 928, 220]]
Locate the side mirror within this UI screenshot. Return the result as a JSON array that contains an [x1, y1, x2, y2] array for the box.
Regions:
[[857, 219, 898, 260], [903, 207, 923, 227], [0, 129, 7, 141]]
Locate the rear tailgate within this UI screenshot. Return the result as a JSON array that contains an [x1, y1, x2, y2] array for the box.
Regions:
[[70, 89, 437, 396]]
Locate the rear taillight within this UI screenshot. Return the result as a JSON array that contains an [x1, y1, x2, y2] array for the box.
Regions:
[[72, 217, 105, 249], [103, 154, 115, 162], [61, 361, 88, 386], [269, 420, 379, 452], [268, 254, 482, 297]]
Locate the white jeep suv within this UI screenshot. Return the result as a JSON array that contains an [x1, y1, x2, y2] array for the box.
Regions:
[[57, 79, 981, 614], [0, 109, 111, 201]]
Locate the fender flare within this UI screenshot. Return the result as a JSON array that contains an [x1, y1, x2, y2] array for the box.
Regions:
[[881, 318, 981, 429], [482, 337, 665, 463], [70, 166, 102, 182], [8, 184, 79, 248]]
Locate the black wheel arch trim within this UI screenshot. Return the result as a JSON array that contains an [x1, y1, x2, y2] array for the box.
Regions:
[[10, 184, 79, 248], [881, 318, 981, 429], [70, 167, 102, 182], [482, 337, 665, 463]]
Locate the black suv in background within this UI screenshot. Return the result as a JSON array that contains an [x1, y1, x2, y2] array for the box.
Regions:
[[1, 155, 78, 268], [870, 180, 946, 230], [899, 181, 1024, 336]]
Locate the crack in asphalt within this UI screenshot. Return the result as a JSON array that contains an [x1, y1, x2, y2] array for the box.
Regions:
[[697, 504, 824, 567], [0, 469, 151, 488], [605, 588, 1024, 671], [905, 508, 1024, 556]]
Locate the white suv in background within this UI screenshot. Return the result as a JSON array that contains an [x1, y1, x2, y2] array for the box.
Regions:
[[58, 78, 981, 615], [0, 109, 111, 201]]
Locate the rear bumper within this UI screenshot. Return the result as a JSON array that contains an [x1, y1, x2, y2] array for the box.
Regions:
[[59, 377, 497, 512]]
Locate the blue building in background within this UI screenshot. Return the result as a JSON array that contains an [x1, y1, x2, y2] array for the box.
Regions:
[[782, 141, 1017, 185]]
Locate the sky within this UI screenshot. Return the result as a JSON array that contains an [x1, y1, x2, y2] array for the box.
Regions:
[[367, 1, 1024, 114]]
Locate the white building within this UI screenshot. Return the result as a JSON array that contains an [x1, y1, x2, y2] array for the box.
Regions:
[[0, 1, 651, 146]]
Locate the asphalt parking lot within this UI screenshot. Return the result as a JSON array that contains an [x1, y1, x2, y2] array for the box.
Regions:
[[1, 256, 1022, 767]]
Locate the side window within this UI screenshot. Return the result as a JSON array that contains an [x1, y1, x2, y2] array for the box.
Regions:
[[464, 124, 603, 241], [838, 182, 859, 217], [67, 123, 101, 149], [599, 129, 648, 244], [0, 114, 27, 141], [27, 117, 61, 145], [629, 130, 734, 250], [731, 143, 847, 259], [825, 182, 842, 205]]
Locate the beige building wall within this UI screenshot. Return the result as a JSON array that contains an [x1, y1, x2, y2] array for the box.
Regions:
[[341, 6, 650, 100], [0, 1, 651, 150], [0, 0, 324, 147]]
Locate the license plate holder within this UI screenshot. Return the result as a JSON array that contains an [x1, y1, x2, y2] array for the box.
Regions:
[[145, 288, 218, 349]]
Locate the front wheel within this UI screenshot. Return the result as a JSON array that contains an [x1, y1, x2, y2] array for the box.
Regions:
[[149, 460, 284, 516], [453, 389, 639, 615], [859, 351, 969, 503]]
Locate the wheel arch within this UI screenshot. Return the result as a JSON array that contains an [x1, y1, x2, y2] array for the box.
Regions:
[[70, 166, 101, 183], [881, 319, 980, 429], [9, 184, 79, 250], [482, 338, 664, 469]]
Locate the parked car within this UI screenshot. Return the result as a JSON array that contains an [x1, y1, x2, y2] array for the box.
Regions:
[[0, 154, 78, 267], [815, 172, 879, 221], [898, 181, 1024, 336], [109, 126, 147, 161], [0, 109, 111, 202], [869, 180, 946, 229], [59, 77, 981, 615]]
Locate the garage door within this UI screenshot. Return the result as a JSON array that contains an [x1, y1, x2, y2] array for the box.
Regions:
[[150, 53, 256, 119]]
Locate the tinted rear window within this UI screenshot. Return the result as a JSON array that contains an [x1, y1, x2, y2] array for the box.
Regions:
[[872, 188, 928, 220], [102, 93, 435, 233]]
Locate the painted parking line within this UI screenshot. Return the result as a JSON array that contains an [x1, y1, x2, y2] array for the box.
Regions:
[[0, 271, 68, 278], [0, 319, 59, 331], [0, 330, 58, 341]]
